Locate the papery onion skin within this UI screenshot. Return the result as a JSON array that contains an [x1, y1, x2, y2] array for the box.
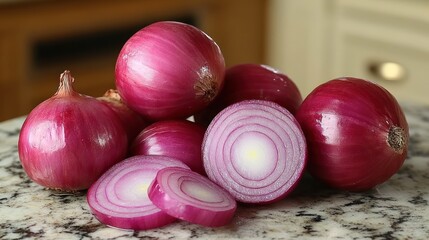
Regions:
[[131, 120, 206, 175], [18, 71, 128, 191], [195, 64, 302, 126], [115, 21, 225, 121], [202, 100, 307, 204], [98, 89, 147, 141], [148, 167, 237, 227], [295, 77, 409, 191], [87, 155, 190, 230]]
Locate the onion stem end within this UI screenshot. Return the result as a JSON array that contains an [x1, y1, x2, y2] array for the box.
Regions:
[[388, 126, 406, 153]]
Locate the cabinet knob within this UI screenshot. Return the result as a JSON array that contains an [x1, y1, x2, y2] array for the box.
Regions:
[[368, 61, 406, 82]]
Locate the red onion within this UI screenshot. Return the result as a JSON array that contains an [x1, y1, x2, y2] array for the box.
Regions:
[[131, 120, 206, 175], [115, 21, 225, 121], [195, 64, 302, 126], [202, 100, 307, 204], [18, 70, 128, 191], [148, 167, 237, 227], [87, 155, 190, 230], [295, 77, 409, 191], [97, 89, 147, 141]]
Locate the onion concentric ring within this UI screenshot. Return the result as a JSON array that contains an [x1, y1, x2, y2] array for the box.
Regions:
[[87, 155, 189, 230], [202, 100, 307, 204], [148, 167, 236, 227]]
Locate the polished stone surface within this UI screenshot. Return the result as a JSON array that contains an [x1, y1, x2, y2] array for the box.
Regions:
[[1, 103, 428, 239]]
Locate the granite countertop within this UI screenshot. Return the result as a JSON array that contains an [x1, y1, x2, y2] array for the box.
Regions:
[[1, 103, 428, 239]]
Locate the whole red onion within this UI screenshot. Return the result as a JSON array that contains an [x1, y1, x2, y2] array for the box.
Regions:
[[221, 64, 302, 113], [115, 21, 225, 121], [295, 77, 409, 191], [195, 64, 302, 126], [18, 70, 128, 191], [131, 120, 206, 175], [98, 89, 147, 141]]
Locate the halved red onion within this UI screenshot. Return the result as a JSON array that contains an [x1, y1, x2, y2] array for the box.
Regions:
[[148, 167, 237, 227], [87, 155, 190, 230], [295, 77, 409, 191], [202, 100, 307, 204], [130, 120, 206, 175], [195, 63, 302, 126], [115, 21, 225, 121]]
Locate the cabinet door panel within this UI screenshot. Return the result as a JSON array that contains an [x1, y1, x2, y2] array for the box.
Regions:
[[337, 34, 429, 104]]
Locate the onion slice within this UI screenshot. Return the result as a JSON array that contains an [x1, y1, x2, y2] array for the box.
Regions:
[[202, 100, 307, 204], [148, 167, 237, 227], [87, 155, 190, 230]]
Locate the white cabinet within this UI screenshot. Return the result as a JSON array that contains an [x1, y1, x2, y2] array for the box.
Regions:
[[267, 0, 429, 105]]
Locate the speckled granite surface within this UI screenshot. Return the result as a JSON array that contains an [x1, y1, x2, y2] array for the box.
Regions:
[[1, 104, 428, 239]]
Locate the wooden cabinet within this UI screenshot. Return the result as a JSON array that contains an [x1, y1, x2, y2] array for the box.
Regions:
[[0, 0, 267, 121], [267, 0, 429, 105]]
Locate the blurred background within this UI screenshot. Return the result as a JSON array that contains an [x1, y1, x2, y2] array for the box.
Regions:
[[0, 0, 428, 121]]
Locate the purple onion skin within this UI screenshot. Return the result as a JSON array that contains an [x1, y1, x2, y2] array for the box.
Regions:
[[295, 77, 409, 191], [131, 120, 206, 175], [97, 89, 147, 142], [18, 71, 128, 191], [195, 64, 302, 126], [115, 21, 225, 121]]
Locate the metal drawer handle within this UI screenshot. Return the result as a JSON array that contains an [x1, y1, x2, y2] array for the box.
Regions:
[[368, 61, 406, 82]]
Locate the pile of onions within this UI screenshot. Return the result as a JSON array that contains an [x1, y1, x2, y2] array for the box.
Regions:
[[18, 71, 128, 191], [17, 19, 412, 232], [115, 21, 226, 121], [202, 100, 307, 204], [295, 77, 409, 191], [195, 64, 302, 126], [97, 89, 147, 141], [131, 120, 206, 175]]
